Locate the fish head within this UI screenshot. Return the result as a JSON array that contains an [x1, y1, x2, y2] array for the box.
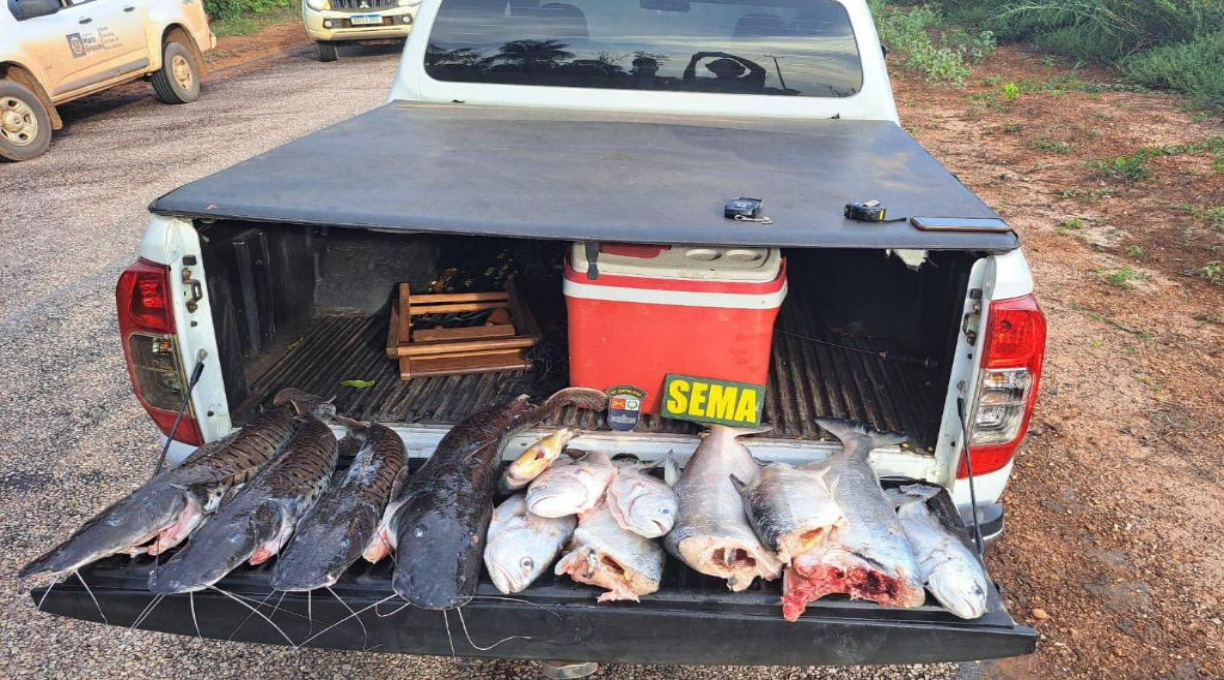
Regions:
[[19, 483, 192, 580], [484, 528, 551, 594], [391, 503, 490, 610], [148, 502, 282, 595], [622, 491, 677, 539], [926, 560, 989, 619]]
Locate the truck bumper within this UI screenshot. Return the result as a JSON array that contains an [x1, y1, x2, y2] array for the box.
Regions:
[[28, 488, 1034, 666], [303, 7, 413, 42]]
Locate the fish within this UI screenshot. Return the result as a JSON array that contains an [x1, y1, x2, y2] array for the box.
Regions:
[[888, 484, 990, 619], [500, 428, 576, 494], [783, 418, 925, 621], [391, 387, 607, 610], [18, 405, 304, 581], [733, 462, 842, 563], [484, 493, 576, 594], [269, 421, 406, 592], [554, 499, 664, 602], [524, 450, 616, 519], [663, 426, 783, 591], [605, 457, 679, 539], [148, 409, 340, 595]]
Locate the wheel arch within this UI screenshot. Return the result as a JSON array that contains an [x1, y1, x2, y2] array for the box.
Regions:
[[0, 62, 62, 130], [159, 24, 209, 77]]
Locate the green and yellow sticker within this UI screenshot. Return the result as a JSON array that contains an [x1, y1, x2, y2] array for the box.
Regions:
[[661, 374, 765, 428]]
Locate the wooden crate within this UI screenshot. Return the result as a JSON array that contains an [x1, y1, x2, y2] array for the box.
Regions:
[[385, 281, 540, 380]]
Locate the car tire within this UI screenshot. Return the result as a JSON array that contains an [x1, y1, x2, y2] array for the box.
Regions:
[[0, 79, 52, 162], [151, 39, 202, 104], [318, 41, 340, 62]]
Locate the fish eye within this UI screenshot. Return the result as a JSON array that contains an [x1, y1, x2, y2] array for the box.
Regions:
[[520, 557, 534, 571], [660, 508, 671, 515], [412, 525, 426, 538]]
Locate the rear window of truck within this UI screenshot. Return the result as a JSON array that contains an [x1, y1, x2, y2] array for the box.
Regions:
[[425, 0, 864, 98]]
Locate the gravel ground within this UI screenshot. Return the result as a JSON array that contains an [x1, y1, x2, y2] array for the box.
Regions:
[[0, 42, 976, 680]]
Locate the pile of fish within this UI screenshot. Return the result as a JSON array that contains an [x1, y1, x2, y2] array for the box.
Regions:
[[20, 385, 988, 624], [485, 436, 679, 602]]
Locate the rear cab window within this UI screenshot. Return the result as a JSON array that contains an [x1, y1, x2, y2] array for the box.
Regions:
[[425, 0, 863, 98]]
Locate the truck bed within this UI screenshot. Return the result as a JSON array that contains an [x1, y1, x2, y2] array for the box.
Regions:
[[237, 288, 947, 450], [31, 485, 1034, 665]]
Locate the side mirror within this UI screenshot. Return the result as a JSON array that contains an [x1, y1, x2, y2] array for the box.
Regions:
[[13, 0, 61, 20], [881, 43, 890, 59]]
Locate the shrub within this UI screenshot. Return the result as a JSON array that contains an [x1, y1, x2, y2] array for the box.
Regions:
[[1125, 32, 1224, 108], [205, 0, 294, 22], [870, 1, 995, 84]]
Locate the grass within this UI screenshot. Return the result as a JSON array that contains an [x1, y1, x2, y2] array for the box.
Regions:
[[1102, 266, 1147, 288], [1086, 136, 1224, 182], [209, 0, 297, 37], [1172, 203, 1224, 231], [933, 0, 1224, 108], [1126, 245, 1145, 260], [1200, 261, 1222, 283], [870, 1, 995, 84], [1035, 138, 1076, 154]]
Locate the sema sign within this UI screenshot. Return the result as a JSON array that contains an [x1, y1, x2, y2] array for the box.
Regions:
[[662, 374, 765, 428]]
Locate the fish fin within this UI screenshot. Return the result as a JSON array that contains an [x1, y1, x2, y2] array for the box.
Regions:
[[815, 418, 909, 449], [889, 483, 942, 507], [332, 414, 368, 430], [713, 424, 773, 438], [662, 454, 680, 487], [728, 474, 750, 498]]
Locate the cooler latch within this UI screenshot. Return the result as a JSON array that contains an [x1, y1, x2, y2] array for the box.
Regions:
[[584, 241, 600, 281]]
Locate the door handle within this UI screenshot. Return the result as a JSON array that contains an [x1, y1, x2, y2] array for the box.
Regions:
[[124, 5, 135, 10], [78, 16, 92, 23]]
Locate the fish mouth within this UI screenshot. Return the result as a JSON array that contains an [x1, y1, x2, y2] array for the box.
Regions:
[[526, 492, 580, 519], [487, 562, 524, 595]]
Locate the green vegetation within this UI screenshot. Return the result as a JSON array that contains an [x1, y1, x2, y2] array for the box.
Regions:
[[1200, 260, 1222, 283], [1102, 266, 1147, 288], [1089, 153, 1152, 182], [206, 0, 296, 36], [931, 0, 1224, 107], [1001, 81, 1021, 100], [1174, 204, 1224, 231], [1035, 138, 1075, 154], [869, 1, 996, 84], [1126, 245, 1144, 260]]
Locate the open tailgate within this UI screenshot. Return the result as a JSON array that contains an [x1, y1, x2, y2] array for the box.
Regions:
[[31, 486, 1035, 666]]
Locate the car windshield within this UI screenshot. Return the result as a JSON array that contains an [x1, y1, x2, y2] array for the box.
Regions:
[[425, 0, 863, 98]]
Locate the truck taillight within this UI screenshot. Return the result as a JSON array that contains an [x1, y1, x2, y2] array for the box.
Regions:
[[958, 293, 1046, 478], [116, 258, 202, 446]]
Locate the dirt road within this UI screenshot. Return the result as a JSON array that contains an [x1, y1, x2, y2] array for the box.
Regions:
[[1, 21, 1221, 680]]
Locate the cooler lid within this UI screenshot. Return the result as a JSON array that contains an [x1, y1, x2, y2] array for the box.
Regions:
[[571, 243, 782, 282]]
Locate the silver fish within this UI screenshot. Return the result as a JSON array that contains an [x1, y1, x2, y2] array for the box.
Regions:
[[554, 500, 664, 602], [785, 419, 924, 621], [525, 450, 616, 519], [270, 422, 406, 592], [500, 428, 576, 494], [663, 426, 783, 591], [606, 457, 679, 539], [148, 411, 339, 595], [889, 484, 989, 619], [484, 493, 576, 594], [734, 462, 842, 563]]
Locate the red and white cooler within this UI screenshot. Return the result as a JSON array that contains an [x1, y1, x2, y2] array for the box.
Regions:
[[564, 243, 787, 413]]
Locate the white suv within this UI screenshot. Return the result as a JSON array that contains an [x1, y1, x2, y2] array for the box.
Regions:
[[0, 0, 215, 161]]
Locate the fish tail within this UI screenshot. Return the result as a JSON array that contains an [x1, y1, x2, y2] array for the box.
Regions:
[[544, 387, 608, 412], [815, 418, 909, 449]]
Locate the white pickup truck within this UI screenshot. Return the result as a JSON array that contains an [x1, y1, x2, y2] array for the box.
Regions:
[[0, 0, 214, 160], [36, 0, 1043, 668]]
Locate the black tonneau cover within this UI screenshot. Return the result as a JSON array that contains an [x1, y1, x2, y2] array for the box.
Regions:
[[151, 103, 1019, 252]]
